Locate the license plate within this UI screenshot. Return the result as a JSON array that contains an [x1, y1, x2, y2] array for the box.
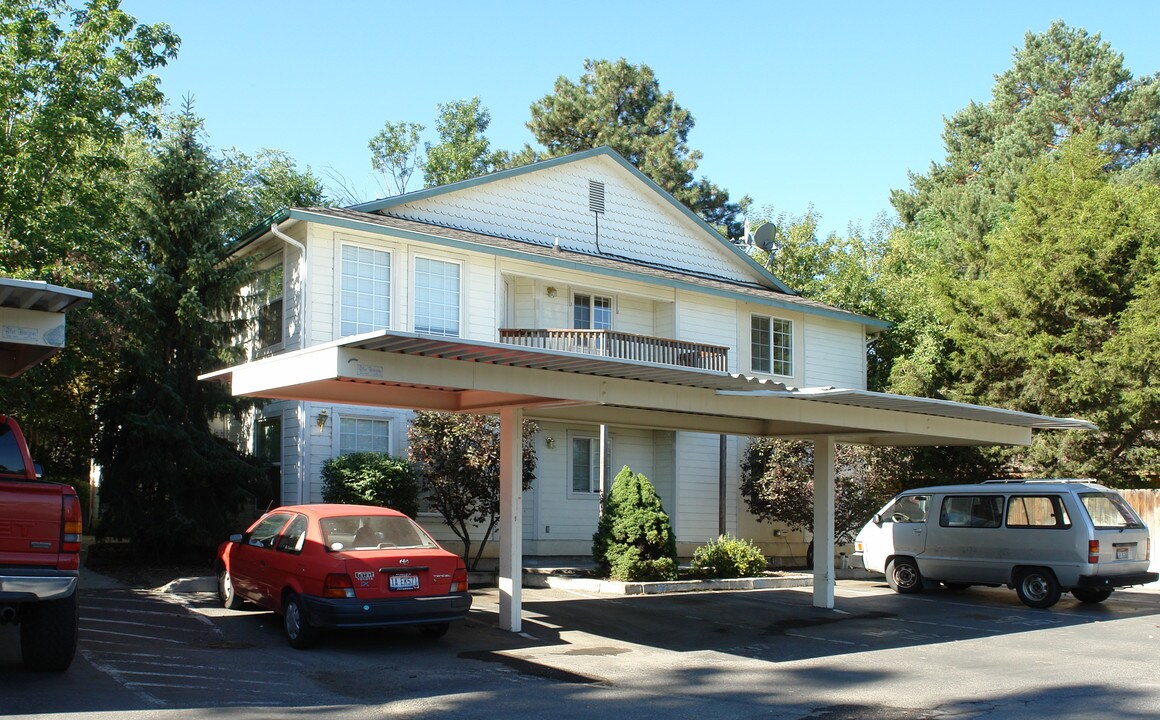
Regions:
[[389, 573, 419, 591], [1116, 546, 1129, 560]]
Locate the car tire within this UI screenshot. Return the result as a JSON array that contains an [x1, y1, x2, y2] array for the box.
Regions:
[[1071, 587, 1113, 604], [419, 622, 450, 639], [1015, 568, 1061, 609], [283, 593, 318, 649], [218, 567, 246, 610], [886, 557, 923, 594], [20, 592, 79, 672]]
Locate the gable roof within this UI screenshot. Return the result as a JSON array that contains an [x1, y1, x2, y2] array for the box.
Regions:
[[351, 146, 795, 294]]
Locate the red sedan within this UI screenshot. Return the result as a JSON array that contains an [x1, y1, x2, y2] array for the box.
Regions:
[[215, 504, 471, 648]]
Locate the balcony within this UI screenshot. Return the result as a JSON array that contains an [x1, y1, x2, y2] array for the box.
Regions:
[[498, 329, 729, 372]]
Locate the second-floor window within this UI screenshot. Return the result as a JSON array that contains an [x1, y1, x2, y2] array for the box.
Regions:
[[414, 257, 460, 337], [752, 314, 793, 376], [341, 245, 391, 336], [573, 293, 612, 330], [255, 257, 284, 350]]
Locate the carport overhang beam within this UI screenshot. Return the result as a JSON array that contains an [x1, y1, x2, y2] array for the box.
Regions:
[[201, 331, 1094, 624]]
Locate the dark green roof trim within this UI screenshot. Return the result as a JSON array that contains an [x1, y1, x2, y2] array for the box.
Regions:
[[351, 146, 796, 295], [231, 207, 292, 254], [285, 208, 892, 330]]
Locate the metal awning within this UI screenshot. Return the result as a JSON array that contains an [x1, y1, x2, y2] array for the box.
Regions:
[[203, 329, 1096, 447], [0, 278, 92, 377]]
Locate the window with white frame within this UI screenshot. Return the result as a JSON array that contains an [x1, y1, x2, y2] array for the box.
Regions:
[[414, 257, 460, 337], [573, 293, 612, 330], [254, 256, 284, 350], [570, 434, 600, 494], [341, 244, 390, 336], [339, 417, 391, 455], [751, 314, 793, 376]]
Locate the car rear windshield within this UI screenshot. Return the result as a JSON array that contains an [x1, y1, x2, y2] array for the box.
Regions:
[[1079, 493, 1145, 530], [322, 515, 438, 551], [0, 424, 27, 476]]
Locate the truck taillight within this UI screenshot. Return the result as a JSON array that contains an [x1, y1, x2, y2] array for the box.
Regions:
[[1088, 540, 1100, 564], [323, 573, 355, 598], [450, 566, 468, 593], [61, 494, 82, 553]]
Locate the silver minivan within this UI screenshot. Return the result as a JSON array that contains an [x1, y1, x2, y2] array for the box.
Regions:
[[854, 480, 1157, 608]]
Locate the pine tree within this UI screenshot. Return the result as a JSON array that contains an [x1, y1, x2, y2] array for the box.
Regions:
[[94, 108, 262, 557]]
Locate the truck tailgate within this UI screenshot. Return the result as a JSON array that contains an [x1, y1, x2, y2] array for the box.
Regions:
[[0, 479, 66, 564]]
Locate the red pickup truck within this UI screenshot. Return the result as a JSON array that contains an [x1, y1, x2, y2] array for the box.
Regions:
[[0, 414, 83, 671]]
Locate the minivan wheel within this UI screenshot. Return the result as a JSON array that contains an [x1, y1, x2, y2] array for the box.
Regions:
[[1015, 568, 1061, 609], [886, 558, 923, 594], [283, 593, 318, 649], [1071, 587, 1112, 604]]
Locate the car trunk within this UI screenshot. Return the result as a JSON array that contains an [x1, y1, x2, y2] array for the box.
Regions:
[[339, 548, 463, 598]]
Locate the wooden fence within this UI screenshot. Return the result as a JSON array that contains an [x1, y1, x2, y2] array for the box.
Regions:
[[1121, 490, 1159, 547]]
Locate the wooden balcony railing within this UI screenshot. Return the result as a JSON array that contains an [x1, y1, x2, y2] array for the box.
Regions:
[[499, 328, 729, 371]]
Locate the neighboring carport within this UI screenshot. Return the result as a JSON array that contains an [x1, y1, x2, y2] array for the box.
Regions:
[[0, 278, 91, 377], [202, 329, 1095, 632]]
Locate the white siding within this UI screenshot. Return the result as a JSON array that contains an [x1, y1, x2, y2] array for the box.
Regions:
[[677, 291, 738, 373], [674, 432, 728, 544], [390, 154, 755, 284], [804, 316, 867, 389]]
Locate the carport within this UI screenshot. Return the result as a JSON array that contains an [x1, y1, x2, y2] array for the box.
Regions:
[[202, 329, 1095, 632]]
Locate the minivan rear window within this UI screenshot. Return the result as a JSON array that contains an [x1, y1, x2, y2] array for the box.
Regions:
[[1080, 493, 1145, 529], [1006, 495, 1071, 528], [939, 495, 1003, 528]]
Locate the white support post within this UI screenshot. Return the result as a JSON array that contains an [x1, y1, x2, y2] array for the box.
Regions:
[[812, 435, 836, 609], [498, 406, 524, 632]]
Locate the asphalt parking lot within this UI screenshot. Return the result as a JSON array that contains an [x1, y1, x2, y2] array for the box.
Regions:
[[3, 574, 1159, 719]]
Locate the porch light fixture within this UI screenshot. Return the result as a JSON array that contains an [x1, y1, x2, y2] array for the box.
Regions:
[[316, 410, 329, 431], [545, 436, 555, 449], [546, 286, 557, 298]]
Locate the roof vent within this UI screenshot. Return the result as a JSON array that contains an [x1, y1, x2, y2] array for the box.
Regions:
[[588, 180, 605, 214]]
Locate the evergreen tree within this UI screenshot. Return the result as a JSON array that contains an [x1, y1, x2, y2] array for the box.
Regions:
[[591, 466, 678, 581], [94, 108, 263, 557], [891, 21, 1160, 273], [524, 58, 749, 238]]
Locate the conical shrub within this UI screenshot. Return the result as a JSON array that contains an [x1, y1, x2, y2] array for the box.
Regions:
[[592, 466, 678, 581]]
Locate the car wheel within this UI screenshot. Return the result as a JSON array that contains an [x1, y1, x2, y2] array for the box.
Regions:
[[20, 592, 78, 672], [218, 567, 245, 610], [1071, 587, 1112, 604], [283, 593, 318, 649], [419, 622, 450, 639], [1015, 568, 1061, 609], [886, 558, 923, 594]]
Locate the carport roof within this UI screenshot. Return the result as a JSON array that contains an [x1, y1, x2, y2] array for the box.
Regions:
[[203, 330, 1095, 446]]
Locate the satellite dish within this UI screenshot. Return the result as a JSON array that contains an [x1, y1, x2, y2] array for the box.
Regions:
[[751, 223, 777, 252]]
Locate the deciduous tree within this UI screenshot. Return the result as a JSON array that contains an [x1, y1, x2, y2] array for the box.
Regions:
[[407, 412, 537, 569]]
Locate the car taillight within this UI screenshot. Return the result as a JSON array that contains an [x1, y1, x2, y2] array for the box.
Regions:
[[61, 495, 82, 553], [323, 573, 355, 598], [450, 566, 468, 593], [1088, 540, 1100, 564]]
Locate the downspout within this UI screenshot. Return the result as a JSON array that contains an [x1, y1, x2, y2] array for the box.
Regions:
[[270, 221, 309, 504]]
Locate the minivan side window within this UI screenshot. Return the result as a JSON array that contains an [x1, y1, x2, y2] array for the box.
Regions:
[[883, 495, 928, 523], [1006, 495, 1071, 529], [939, 495, 1003, 528]]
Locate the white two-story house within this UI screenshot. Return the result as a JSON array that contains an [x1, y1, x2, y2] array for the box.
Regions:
[[227, 147, 890, 562]]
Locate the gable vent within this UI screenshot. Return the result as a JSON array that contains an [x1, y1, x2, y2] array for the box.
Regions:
[[588, 180, 605, 214]]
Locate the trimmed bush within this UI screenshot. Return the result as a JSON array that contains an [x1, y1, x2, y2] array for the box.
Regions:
[[592, 466, 678, 581], [691, 535, 768, 579], [320, 452, 420, 518]]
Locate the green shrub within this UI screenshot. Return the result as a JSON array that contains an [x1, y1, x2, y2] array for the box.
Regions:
[[691, 535, 768, 579], [321, 452, 420, 517], [592, 466, 678, 581]]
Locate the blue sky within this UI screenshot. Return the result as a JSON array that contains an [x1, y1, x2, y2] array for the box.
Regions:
[[123, 1, 1160, 238]]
